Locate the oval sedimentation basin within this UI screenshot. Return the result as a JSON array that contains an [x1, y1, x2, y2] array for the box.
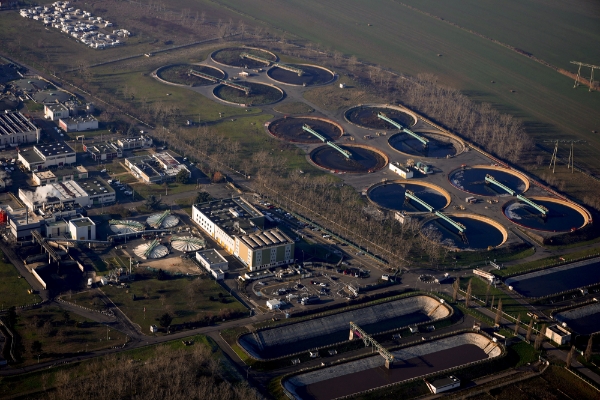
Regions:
[[213, 81, 284, 106], [283, 332, 502, 400], [210, 47, 278, 68], [345, 104, 417, 130], [367, 180, 451, 213], [421, 213, 508, 250], [503, 196, 590, 232], [309, 144, 388, 174], [267, 63, 335, 86], [268, 116, 343, 143], [238, 295, 450, 360], [449, 165, 529, 196]]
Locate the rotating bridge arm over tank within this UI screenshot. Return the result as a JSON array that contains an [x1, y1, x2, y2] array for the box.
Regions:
[[377, 113, 428, 147], [143, 239, 160, 258], [302, 124, 327, 142], [240, 53, 304, 76], [189, 69, 250, 94], [405, 190, 434, 212], [150, 210, 171, 229], [405, 190, 466, 234], [485, 174, 547, 215]]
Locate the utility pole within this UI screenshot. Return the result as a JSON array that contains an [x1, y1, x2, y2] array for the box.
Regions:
[[571, 61, 599, 92], [549, 140, 558, 173], [567, 141, 574, 173]]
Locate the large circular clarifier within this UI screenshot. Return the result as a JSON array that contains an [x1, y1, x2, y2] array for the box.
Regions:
[[211, 47, 277, 68], [422, 214, 507, 250], [156, 64, 224, 86], [503, 197, 587, 232], [345, 105, 416, 130], [449, 166, 528, 196], [267, 64, 334, 86], [268, 117, 342, 143], [388, 132, 459, 158], [310, 144, 387, 173], [368, 181, 450, 212], [213, 81, 283, 106]]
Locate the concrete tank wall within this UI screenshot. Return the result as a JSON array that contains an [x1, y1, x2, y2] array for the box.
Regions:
[[285, 332, 500, 393], [239, 295, 449, 359]]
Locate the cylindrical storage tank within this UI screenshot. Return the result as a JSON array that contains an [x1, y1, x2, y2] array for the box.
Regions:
[[424, 165, 429, 173]]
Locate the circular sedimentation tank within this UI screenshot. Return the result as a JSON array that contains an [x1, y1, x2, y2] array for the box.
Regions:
[[388, 132, 462, 158], [448, 166, 529, 196], [211, 47, 277, 68], [267, 64, 334, 86], [110, 220, 144, 234], [310, 144, 388, 173], [421, 213, 507, 250], [367, 180, 450, 212], [345, 105, 417, 130], [268, 116, 343, 143], [170, 236, 206, 252], [156, 64, 225, 86], [213, 81, 284, 106], [146, 213, 180, 229], [503, 197, 589, 232], [133, 242, 169, 259]]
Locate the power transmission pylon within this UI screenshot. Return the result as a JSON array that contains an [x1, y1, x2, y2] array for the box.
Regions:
[[549, 140, 558, 173], [567, 141, 574, 173], [571, 61, 599, 92]]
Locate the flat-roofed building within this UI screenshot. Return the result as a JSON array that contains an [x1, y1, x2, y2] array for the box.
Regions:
[[19, 177, 115, 210], [152, 152, 190, 180], [192, 197, 294, 271], [69, 216, 96, 240], [32, 165, 87, 186], [196, 249, 228, 280], [6, 207, 43, 241], [44, 103, 69, 121], [117, 135, 153, 150], [83, 142, 122, 161], [125, 152, 190, 183], [18, 141, 76, 171], [0, 111, 41, 147], [389, 162, 413, 179], [58, 115, 98, 132], [545, 324, 571, 345], [425, 376, 461, 394]]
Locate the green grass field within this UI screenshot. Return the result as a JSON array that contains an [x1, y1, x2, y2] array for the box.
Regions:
[[101, 273, 247, 332], [209, 0, 600, 174], [13, 306, 121, 366], [0, 252, 41, 309]]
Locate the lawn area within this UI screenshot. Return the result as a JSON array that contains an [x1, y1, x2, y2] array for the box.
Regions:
[[175, 195, 196, 216], [12, 305, 122, 366], [129, 180, 197, 199], [273, 101, 314, 115], [459, 276, 534, 325], [0, 252, 41, 309], [101, 271, 247, 333]]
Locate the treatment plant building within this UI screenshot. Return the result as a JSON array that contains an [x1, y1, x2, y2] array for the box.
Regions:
[[192, 197, 295, 271], [0, 111, 41, 147]]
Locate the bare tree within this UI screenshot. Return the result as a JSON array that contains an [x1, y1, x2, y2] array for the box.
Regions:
[[494, 298, 503, 326], [585, 335, 594, 362], [485, 281, 491, 306], [465, 279, 472, 307], [526, 319, 534, 342], [452, 279, 459, 302], [514, 314, 521, 336], [566, 345, 575, 368], [534, 324, 546, 350]]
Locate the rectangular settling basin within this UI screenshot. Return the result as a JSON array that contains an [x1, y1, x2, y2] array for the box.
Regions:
[[555, 302, 600, 335], [284, 332, 501, 400], [239, 295, 450, 360], [505, 258, 600, 298]]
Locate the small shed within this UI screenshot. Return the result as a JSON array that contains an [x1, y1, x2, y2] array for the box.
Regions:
[[266, 299, 282, 310], [150, 325, 158, 333], [426, 376, 460, 394]]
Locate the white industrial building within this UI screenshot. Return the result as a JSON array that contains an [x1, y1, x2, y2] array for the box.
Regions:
[[59, 115, 98, 132], [545, 325, 571, 345], [44, 103, 70, 121], [125, 152, 190, 184], [117, 135, 153, 150], [266, 299, 283, 310], [32, 165, 88, 186], [0, 111, 41, 147], [389, 162, 413, 178], [19, 177, 115, 211], [192, 197, 295, 271], [425, 376, 460, 394], [18, 141, 76, 171], [196, 249, 228, 280], [69, 217, 96, 240]]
